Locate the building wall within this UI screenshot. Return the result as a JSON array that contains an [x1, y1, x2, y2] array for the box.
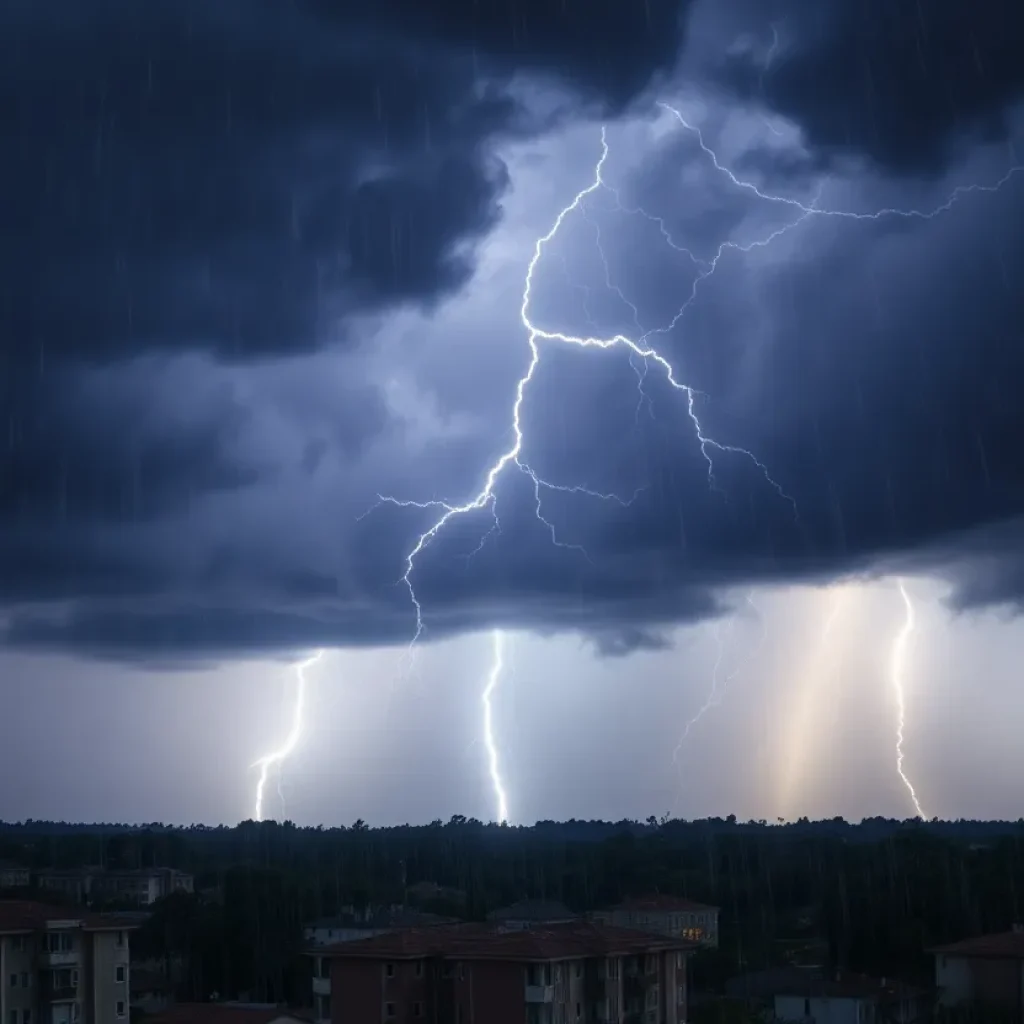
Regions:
[[774, 994, 863, 1024], [460, 961, 524, 1024], [968, 957, 1023, 1011], [89, 930, 131, 1024], [935, 954, 974, 1006]]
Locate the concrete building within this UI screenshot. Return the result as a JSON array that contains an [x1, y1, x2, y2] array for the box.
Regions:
[[0, 866, 31, 892], [591, 897, 720, 949], [0, 900, 136, 1024], [315, 919, 696, 1024], [305, 909, 458, 948], [767, 971, 926, 1023], [306, 910, 458, 1022], [146, 1004, 309, 1024], [931, 925, 1024, 1012], [35, 869, 192, 908], [486, 902, 578, 930]]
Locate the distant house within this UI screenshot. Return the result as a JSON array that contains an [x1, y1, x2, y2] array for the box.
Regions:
[[0, 862, 30, 890], [35, 867, 193, 907], [591, 895, 720, 948], [766, 970, 927, 1023], [486, 900, 579, 930], [931, 925, 1024, 1012]]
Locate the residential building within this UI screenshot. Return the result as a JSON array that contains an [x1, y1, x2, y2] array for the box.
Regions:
[[306, 911, 458, 1022], [591, 897, 720, 949], [35, 869, 192, 908], [767, 971, 926, 1023], [305, 909, 458, 948], [0, 867, 30, 892], [315, 919, 696, 1024], [146, 1004, 310, 1024], [931, 925, 1024, 1012], [0, 900, 136, 1024], [486, 902, 579, 930]]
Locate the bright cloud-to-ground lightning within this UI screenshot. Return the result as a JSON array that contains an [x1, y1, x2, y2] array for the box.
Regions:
[[891, 580, 926, 820], [371, 105, 1021, 819], [481, 630, 510, 824], [251, 649, 324, 822]]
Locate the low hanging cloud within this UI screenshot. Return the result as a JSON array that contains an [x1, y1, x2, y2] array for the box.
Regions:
[[2, 0, 1023, 659]]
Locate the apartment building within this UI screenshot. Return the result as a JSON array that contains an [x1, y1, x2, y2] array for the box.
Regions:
[[931, 925, 1024, 1011], [0, 900, 135, 1024], [0, 867, 30, 892], [36, 869, 192, 908], [315, 919, 695, 1024], [591, 898, 719, 949]]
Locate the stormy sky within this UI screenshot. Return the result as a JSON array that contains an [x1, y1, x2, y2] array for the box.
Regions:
[[2, 0, 1023, 827]]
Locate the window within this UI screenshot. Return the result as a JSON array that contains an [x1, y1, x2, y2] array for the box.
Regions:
[[20, 973, 29, 988], [116, 1003, 126, 1019], [9, 974, 16, 988], [115, 931, 125, 948], [575, 1002, 581, 1019], [678, 984, 685, 1004], [115, 966, 126, 983], [414, 1003, 423, 1018], [607, 959, 619, 979], [804, 998, 811, 1017], [21, 1012, 30, 1024], [574, 962, 582, 979], [415, 961, 423, 978], [385, 963, 395, 979], [385, 1005, 395, 1019]]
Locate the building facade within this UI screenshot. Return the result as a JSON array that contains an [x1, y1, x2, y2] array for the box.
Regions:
[[0, 867, 31, 892], [35, 869, 192, 908], [590, 898, 719, 949], [317, 920, 694, 1024], [932, 926, 1024, 1012], [0, 901, 135, 1024]]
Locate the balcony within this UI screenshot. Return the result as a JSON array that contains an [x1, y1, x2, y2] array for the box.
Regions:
[[39, 952, 78, 968], [312, 977, 331, 996], [525, 985, 554, 1003], [44, 986, 78, 1003]]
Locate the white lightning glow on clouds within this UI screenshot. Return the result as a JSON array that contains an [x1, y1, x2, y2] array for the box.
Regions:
[[365, 103, 1021, 823]]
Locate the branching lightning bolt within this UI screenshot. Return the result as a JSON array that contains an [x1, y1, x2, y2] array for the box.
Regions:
[[481, 630, 509, 824], [251, 649, 324, 823], [891, 580, 926, 820], [366, 106, 1020, 820]]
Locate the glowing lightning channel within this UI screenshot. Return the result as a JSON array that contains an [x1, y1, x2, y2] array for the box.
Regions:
[[481, 630, 510, 824], [251, 649, 324, 823], [891, 580, 926, 820], [368, 109, 1020, 817]]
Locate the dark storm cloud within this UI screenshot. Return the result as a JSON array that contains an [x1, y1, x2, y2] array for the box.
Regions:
[[5, 0, 1024, 658], [1, 0, 690, 367], [717, 0, 1024, 175]]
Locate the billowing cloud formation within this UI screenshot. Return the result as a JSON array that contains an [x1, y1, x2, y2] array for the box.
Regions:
[[2, 0, 1023, 658]]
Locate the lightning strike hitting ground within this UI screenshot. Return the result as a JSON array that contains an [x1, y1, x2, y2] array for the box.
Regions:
[[251, 649, 324, 822], [371, 108, 1021, 818], [481, 630, 510, 824], [891, 580, 926, 820]]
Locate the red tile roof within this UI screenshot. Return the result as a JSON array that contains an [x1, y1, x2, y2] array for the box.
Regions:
[[930, 929, 1024, 959], [608, 895, 718, 914], [319, 920, 697, 962], [0, 900, 140, 934], [146, 1006, 311, 1024]]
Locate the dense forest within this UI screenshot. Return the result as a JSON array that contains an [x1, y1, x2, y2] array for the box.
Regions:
[[3, 816, 1024, 1009]]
